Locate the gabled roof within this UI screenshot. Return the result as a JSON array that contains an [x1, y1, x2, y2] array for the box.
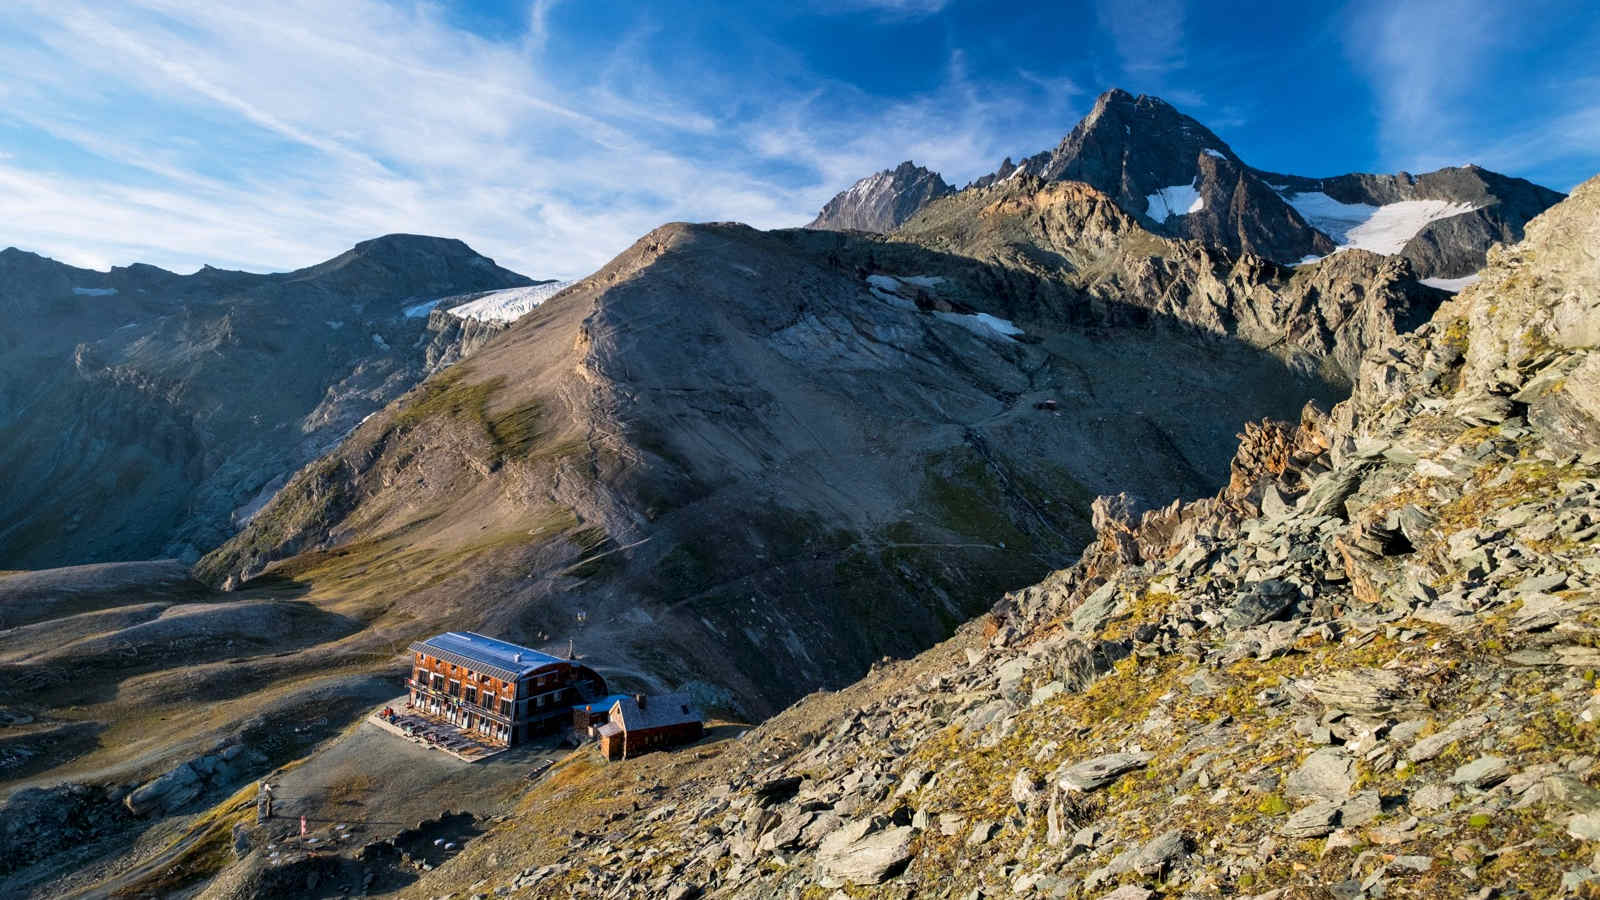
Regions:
[[609, 692, 701, 733], [409, 632, 564, 682]]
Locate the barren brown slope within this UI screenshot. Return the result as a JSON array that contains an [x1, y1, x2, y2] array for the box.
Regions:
[[199, 180, 1438, 719], [0, 178, 1475, 900], [388, 177, 1600, 900]]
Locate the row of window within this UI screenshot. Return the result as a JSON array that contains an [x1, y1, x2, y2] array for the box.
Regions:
[[416, 670, 534, 719]]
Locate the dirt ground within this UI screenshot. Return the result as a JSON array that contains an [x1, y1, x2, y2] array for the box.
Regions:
[[262, 713, 566, 848]]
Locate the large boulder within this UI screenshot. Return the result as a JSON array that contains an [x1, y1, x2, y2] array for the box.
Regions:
[[815, 820, 914, 886], [1523, 352, 1600, 457]]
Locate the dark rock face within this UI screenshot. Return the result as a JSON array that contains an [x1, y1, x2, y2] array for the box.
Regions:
[[1005, 89, 1333, 263], [0, 783, 131, 880], [0, 235, 533, 568], [809, 89, 1563, 279], [807, 161, 955, 232]]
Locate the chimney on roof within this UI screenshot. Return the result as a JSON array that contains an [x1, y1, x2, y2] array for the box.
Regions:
[[513, 652, 521, 663], [635, 693, 646, 709]]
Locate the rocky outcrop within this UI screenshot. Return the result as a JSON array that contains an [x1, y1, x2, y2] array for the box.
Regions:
[[0, 782, 131, 879], [123, 743, 265, 816], [807, 161, 955, 232]]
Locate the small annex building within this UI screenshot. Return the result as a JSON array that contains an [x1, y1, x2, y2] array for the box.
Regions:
[[595, 692, 703, 760], [407, 631, 608, 747], [570, 693, 635, 736]]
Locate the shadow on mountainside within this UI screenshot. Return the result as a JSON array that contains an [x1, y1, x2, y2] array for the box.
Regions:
[[194, 214, 1399, 729]]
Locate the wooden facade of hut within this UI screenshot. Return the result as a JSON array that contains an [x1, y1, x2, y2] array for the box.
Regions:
[[407, 632, 608, 746]]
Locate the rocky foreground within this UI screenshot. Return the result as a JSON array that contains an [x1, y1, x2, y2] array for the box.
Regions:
[[382, 177, 1600, 899]]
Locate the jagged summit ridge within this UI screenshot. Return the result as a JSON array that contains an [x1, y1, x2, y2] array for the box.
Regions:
[[809, 88, 1563, 280]]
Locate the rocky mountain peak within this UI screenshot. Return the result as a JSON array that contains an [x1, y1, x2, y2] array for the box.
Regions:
[[284, 233, 531, 304], [1070, 86, 1237, 160], [349, 232, 477, 259], [806, 160, 955, 232], [0, 235, 537, 569]]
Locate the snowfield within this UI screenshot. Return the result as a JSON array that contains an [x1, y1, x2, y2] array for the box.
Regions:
[[404, 281, 577, 325], [1145, 179, 1205, 224], [1284, 192, 1481, 255], [448, 281, 575, 323]]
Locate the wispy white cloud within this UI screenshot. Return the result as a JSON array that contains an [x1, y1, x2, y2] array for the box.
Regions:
[[1348, 0, 1495, 172], [813, 0, 953, 18], [0, 0, 1066, 279], [1096, 0, 1187, 76], [1348, 0, 1598, 188], [527, 0, 564, 52]]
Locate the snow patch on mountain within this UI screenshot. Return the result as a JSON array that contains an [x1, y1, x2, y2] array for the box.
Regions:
[[1420, 274, 1482, 293], [1145, 179, 1205, 224], [1284, 193, 1481, 255], [1202, 148, 1226, 159], [935, 311, 1024, 339], [447, 281, 574, 324], [868, 274, 945, 294]]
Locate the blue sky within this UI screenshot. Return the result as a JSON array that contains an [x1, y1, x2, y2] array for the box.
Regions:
[[0, 0, 1595, 279]]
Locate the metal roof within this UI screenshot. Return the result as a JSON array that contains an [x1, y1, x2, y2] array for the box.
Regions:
[[572, 694, 634, 714], [409, 632, 565, 682], [609, 692, 701, 732]]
